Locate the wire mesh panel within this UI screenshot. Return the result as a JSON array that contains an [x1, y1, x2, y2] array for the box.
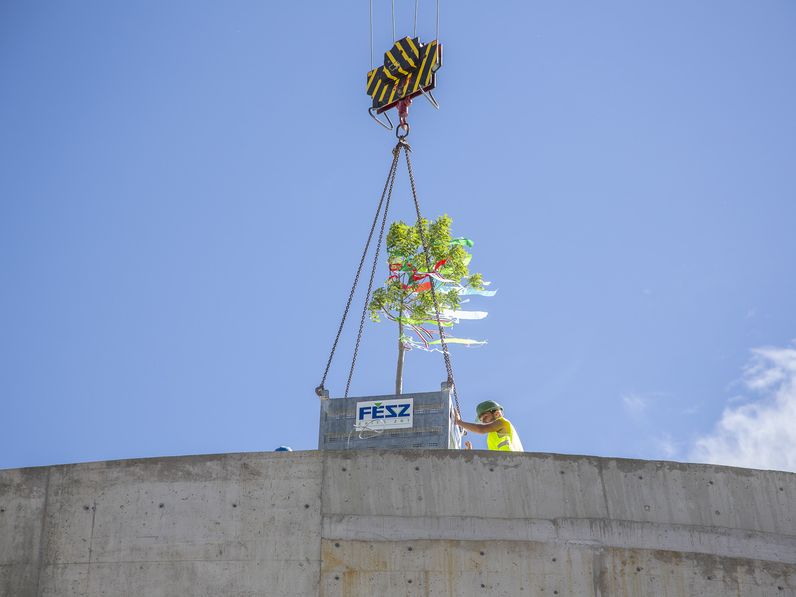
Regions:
[[318, 384, 462, 450]]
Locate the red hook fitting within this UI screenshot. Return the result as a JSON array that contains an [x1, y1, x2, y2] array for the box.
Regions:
[[396, 97, 412, 139]]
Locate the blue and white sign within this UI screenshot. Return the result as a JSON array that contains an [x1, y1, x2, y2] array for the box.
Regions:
[[355, 397, 414, 430]]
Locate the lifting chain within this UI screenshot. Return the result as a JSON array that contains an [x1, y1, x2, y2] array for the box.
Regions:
[[317, 133, 462, 420], [402, 139, 462, 418], [344, 144, 400, 397], [316, 146, 402, 398]]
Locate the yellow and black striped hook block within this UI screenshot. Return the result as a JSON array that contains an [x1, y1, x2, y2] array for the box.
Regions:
[[366, 37, 442, 115]]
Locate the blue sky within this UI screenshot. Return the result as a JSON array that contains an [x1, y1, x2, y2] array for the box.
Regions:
[[2, 1, 795, 471]]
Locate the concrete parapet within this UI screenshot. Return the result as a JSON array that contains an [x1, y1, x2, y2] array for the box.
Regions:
[[1, 451, 794, 596]]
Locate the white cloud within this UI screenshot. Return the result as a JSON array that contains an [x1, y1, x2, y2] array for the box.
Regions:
[[655, 433, 680, 459], [622, 393, 648, 416], [681, 405, 700, 415], [622, 391, 671, 419], [690, 343, 796, 473]]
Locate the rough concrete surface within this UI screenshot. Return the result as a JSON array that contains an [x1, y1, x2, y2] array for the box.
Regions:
[[1, 450, 794, 596]]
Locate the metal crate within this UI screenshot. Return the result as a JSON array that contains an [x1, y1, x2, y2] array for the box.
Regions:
[[318, 383, 462, 451]]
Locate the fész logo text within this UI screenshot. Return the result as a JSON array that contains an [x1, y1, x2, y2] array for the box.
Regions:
[[355, 397, 414, 429], [358, 403, 411, 419]]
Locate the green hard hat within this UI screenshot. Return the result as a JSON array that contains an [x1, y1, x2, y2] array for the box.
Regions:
[[476, 400, 503, 418]]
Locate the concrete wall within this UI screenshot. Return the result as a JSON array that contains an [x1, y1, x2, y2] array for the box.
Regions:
[[1, 451, 794, 596]]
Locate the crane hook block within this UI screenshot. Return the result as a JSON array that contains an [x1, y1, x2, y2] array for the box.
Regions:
[[366, 37, 442, 115]]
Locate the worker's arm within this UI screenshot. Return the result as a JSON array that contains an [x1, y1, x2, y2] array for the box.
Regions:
[[454, 413, 505, 435]]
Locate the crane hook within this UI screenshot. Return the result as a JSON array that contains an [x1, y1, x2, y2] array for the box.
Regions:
[[396, 97, 412, 139]]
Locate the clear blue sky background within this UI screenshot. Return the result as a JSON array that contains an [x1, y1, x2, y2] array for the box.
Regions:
[[2, 1, 795, 470]]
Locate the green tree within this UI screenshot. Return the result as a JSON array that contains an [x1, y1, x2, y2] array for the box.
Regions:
[[369, 214, 485, 394]]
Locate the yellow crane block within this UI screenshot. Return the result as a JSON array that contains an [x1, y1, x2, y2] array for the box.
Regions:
[[366, 37, 442, 114]]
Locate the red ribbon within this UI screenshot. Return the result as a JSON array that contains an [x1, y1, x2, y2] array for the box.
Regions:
[[387, 258, 447, 292]]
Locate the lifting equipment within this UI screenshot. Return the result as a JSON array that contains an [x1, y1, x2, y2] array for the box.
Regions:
[[315, 0, 462, 419]]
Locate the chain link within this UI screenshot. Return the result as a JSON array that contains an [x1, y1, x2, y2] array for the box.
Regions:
[[345, 144, 400, 397], [316, 146, 403, 396]]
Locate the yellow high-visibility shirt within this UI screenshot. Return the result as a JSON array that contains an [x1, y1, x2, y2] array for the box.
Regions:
[[486, 417, 524, 452]]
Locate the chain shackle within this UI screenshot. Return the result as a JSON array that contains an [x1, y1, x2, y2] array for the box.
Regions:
[[396, 122, 410, 139]]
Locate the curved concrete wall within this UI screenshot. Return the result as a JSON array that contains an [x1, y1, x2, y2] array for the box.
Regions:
[[1, 451, 794, 596]]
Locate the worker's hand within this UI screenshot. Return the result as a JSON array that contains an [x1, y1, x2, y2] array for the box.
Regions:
[[454, 412, 463, 427], [464, 441, 472, 450]]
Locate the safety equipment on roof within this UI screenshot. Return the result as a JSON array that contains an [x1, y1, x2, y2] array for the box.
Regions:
[[476, 400, 503, 419]]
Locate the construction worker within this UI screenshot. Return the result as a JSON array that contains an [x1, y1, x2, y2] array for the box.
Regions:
[[454, 400, 524, 452]]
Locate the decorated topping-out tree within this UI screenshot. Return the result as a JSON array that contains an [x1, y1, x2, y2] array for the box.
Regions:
[[369, 214, 495, 394]]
